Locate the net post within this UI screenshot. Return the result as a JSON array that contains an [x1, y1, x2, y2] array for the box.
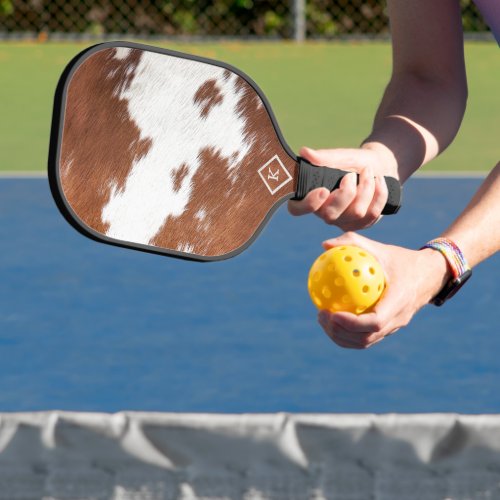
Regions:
[[292, 0, 306, 42]]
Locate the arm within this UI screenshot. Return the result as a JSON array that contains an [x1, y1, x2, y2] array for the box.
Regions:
[[289, 0, 467, 227], [441, 164, 500, 268], [318, 162, 500, 349], [364, 0, 468, 181]]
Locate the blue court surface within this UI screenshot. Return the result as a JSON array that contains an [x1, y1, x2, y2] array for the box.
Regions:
[[0, 176, 498, 413]]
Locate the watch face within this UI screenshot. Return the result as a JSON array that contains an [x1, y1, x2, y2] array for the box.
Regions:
[[432, 269, 472, 306]]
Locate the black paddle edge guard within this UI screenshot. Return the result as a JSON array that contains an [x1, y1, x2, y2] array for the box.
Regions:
[[293, 157, 402, 215], [48, 41, 296, 262]]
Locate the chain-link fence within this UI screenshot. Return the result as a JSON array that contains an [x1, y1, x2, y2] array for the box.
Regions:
[[0, 0, 491, 40]]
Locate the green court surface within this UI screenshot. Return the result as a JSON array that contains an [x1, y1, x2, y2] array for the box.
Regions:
[[0, 40, 497, 173]]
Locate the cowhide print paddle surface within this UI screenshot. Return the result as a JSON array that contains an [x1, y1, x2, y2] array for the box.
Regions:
[[49, 41, 401, 261]]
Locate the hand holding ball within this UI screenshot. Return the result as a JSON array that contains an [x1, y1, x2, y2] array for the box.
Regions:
[[308, 245, 385, 314]]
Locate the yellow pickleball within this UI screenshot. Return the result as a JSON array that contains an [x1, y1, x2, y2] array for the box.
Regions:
[[308, 245, 385, 314]]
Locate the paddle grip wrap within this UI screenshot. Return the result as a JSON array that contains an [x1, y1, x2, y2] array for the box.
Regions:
[[293, 157, 402, 215]]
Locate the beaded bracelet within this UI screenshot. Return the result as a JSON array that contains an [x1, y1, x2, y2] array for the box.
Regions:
[[420, 237, 472, 306], [421, 238, 470, 278]]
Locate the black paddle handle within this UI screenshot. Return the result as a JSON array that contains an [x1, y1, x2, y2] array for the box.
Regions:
[[293, 157, 402, 215]]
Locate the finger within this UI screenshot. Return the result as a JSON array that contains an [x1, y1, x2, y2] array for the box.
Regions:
[[322, 170, 391, 231], [367, 290, 411, 335], [330, 323, 371, 348], [319, 310, 391, 349], [330, 311, 385, 335], [329, 168, 384, 232], [385, 328, 400, 337], [340, 213, 383, 232], [332, 291, 402, 339], [329, 327, 380, 349], [288, 188, 330, 216], [364, 335, 386, 348], [331, 337, 365, 349], [319, 311, 371, 349], [322, 326, 365, 349], [361, 328, 399, 348], [330, 317, 390, 349], [342, 164, 376, 221], [315, 172, 357, 224], [363, 174, 389, 224]]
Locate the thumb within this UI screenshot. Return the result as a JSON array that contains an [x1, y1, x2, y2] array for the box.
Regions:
[[299, 146, 324, 165], [299, 147, 365, 170], [322, 231, 368, 250]]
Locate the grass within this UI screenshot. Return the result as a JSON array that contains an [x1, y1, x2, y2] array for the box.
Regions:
[[0, 40, 497, 172]]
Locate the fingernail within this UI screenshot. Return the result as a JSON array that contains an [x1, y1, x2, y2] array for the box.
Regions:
[[341, 173, 354, 186], [319, 189, 329, 200]]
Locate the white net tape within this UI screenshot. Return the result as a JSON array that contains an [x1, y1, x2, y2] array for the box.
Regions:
[[0, 412, 500, 499]]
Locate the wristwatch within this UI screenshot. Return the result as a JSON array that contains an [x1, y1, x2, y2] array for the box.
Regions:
[[421, 238, 472, 306]]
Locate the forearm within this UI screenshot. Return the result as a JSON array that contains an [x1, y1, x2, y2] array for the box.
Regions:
[[417, 162, 500, 305], [441, 162, 500, 267], [362, 73, 467, 182], [361, 0, 467, 183]]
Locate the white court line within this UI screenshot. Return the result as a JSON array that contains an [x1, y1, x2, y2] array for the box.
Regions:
[[414, 170, 487, 178], [0, 170, 489, 179], [0, 171, 47, 178]]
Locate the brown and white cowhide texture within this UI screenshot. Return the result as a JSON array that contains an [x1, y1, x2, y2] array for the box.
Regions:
[[60, 47, 297, 258]]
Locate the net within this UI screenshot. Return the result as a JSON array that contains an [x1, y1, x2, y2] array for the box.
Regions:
[[1, 412, 500, 499]]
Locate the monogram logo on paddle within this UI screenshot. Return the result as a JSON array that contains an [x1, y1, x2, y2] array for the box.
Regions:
[[258, 155, 292, 195]]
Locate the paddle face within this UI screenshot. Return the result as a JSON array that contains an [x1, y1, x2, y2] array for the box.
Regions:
[[49, 42, 299, 261]]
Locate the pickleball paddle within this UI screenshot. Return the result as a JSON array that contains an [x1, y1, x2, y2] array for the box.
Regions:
[[48, 41, 401, 261]]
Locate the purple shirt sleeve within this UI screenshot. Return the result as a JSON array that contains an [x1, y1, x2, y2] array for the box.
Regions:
[[473, 0, 500, 45]]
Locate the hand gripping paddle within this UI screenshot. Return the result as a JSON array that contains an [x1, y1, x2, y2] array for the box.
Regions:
[[49, 41, 401, 261]]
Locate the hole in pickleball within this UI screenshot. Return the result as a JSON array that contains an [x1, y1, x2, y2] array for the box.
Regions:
[[313, 271, 321, 282], [356, 306, 366, 314], [327, 264, 335, 272], [333, 303, 342, 311], [352, 269, 360, 277], [313, 294, 322, 307], [334, 277, 344, 286], [342, 295, 351, 304], [359, 251, 366, 257], [378, 284, 382, 291], [322, 286, 331, 298], [344, 256, 352, 262], [362, 285, 369, 293], [369, 267, 375, 275]]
